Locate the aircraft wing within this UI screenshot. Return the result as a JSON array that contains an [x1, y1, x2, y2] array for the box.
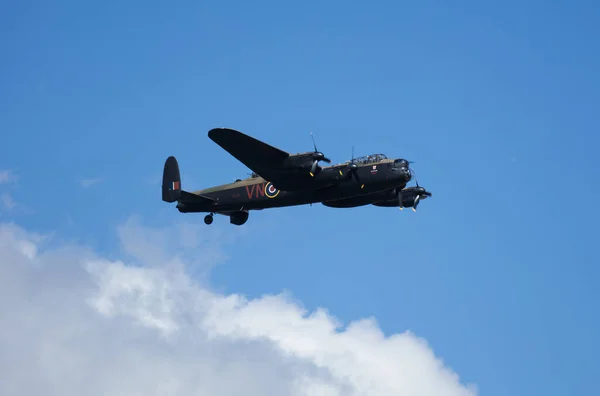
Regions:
[[208, 128, 290, 181]]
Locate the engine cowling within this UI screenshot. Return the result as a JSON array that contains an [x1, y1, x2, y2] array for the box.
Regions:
[[322, 196, 375, 208], [372, 191, 418, 208], [372, 186, 431, 209], [229, 210, 249, 225]]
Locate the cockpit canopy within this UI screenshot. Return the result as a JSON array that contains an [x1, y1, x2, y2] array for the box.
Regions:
[[347, 153, 388, 165]]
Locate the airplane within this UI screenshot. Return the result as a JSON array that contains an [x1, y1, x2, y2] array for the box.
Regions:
[[161, 127, 432, 225]]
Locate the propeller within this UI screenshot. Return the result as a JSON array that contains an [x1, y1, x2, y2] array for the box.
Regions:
[[348, 146, 358, 171], [411, 186, 432, 211], [397, 168, 432, 211], [337, 146, 364, 188], [309, 132, 331, 176]]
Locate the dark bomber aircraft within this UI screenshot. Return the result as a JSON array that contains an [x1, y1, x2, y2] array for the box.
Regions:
[[162, 128, 432, 225]]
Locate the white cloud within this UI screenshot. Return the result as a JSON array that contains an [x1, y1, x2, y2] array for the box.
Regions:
[[0, 193, 33, 215], [0, 218, 477, 396], [0, 171, 31, 215], [79, 177, 103, 188], [0, 169, 17, 184], [1, 193, 16, 210]]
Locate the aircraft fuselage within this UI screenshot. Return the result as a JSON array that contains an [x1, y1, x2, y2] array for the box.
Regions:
[[175, 159, 410, 214]]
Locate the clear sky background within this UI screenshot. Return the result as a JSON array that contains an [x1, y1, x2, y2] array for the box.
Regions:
[[1, 1, 599, 395]]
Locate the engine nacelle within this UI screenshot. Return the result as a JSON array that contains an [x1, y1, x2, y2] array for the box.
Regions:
[[322, 196, 374, 208], [372, 186, 431, 209], [229, 210, 249, 225], [282, 152, 315, 169], [372, 191, 418, 208]]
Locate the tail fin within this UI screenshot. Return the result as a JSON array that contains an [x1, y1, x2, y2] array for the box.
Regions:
[[162, 156, 182, 203]]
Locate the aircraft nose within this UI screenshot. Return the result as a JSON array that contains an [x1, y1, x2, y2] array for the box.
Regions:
[[393, 159, 412, 182], [404, 167, 412, 182]]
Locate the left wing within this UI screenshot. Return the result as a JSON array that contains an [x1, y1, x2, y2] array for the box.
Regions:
[[208, 128, 291, 182]]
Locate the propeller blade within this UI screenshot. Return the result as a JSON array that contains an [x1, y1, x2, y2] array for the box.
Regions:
[[310, 132, 318, 152], [349, 166, 360, 184], [397, 190, 403, 210], [310, 160, 319, 176], [409, 167, 420, 188], [308, 133, 332, 175], [412, 195, 421, 212], [342, 145, 363, 187]]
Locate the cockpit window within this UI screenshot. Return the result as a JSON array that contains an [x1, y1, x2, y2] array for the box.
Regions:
[[349, 154, 387, 165]]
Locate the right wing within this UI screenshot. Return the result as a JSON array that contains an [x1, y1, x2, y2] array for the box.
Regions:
[[208, 128, 290, 182]]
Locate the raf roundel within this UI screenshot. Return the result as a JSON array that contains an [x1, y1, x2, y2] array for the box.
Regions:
[[264, 182, 280, 198]]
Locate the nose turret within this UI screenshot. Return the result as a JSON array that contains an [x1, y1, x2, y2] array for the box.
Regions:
[[395, 159, 409, 168], [393, 158, 412, 182]]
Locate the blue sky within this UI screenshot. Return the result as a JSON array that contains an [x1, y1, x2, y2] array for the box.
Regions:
[[1, 0, 599, 394]]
